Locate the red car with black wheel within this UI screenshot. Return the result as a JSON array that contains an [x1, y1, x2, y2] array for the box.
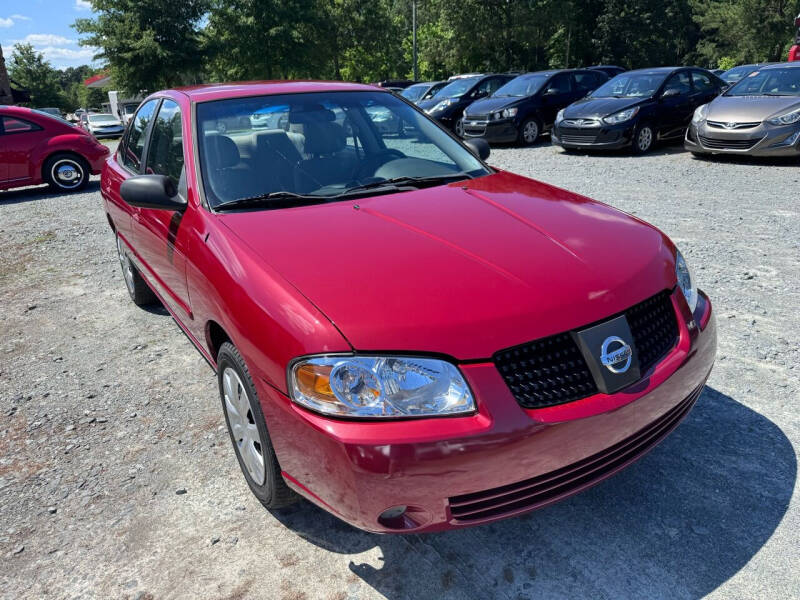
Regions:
[[102, 81, 716, 533], [0, 105, 109, 193]]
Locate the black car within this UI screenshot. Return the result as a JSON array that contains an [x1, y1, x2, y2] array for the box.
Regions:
[[418, 74, 516, 136], [400, 81, 447, 105], [461, 69, 609, 145], [552, 67, 726, 153], [588, 65, 626, 78]]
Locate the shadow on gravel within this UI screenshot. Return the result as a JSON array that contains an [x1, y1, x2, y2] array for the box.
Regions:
[[273, 386, 795, 599], [0, 180, 101, 205]]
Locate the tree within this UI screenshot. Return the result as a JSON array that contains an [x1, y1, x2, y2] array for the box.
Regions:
[[74, 0, 208, 95], [7, 44, 65, 108]]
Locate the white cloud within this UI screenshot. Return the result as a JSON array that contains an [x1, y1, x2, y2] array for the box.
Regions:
[[75, 0, 92, 10], [40, 46, 96, 61], [0, 17, 15, 28], [10, 14, 31, 21], [16, 34, 75, 46]]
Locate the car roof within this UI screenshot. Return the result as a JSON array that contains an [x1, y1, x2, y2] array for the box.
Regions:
[[168, 80, 386, 102], [625, 66, 686, 75], [761, 62, 800, 70]]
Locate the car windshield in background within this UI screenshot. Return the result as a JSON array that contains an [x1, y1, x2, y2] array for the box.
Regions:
[[721, 65, 760, 83], [432, 77, 481, 99], [196, 91, 489, 208], [725, 68, 800, 96], [401, 84, 427, 101], [493, 75, 548, 97], [591, 73, 667, 98], [89, 114, 118, 123]]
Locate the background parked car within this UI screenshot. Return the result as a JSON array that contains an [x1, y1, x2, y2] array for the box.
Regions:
[[719, 63, 774, 85], [0, 105, 109, 192], [82, 113, 125, 139], [686, 62, 800, 157], [588, 65, 626, 78], [462, 69, 609, 145], [419, 73, 516, 136], [400, 81, 447, 104], [37, 107, 65, 119], [553, 67, 726, 153]]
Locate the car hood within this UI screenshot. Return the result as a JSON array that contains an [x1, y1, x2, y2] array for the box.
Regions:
[[564, 97, 644, 119], [464, 97, 523, 116], [706, 95, 800, 122], [220, 171, 676, 360], [91, 121, 123, 127]]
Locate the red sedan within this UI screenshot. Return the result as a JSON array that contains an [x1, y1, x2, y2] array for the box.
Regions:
[[0, 106, 110, 193], [101, 82, 716, 533]]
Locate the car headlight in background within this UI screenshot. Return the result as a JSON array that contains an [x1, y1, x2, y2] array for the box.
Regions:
[[502, 107, 517, 118], [428, 99, 454, 113], [675, 249, 698, 313], [555, 109, 565, 123], [767, 108, 800, 126], [290, 355, 476, 418], [692, 104, 708, 124], [603, 106, 640, 124]]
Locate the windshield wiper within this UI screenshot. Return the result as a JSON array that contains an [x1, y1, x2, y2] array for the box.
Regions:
[[333, 173, 474, 198], [214, 191, 328, 211]]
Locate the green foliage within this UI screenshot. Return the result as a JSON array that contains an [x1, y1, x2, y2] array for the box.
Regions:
[[717, 56, 737, 71], [8, 44, 65, 108]]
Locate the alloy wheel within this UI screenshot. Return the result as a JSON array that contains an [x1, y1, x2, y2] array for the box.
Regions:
[[637, 126, 653, 152], [523, 120, 539, 144], [222, 367, 266, 485], [116, 236, 136, 295], [455, 119, 464, 137]]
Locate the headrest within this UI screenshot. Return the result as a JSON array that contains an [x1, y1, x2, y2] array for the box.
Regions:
[[204, 134, 240, 169], [302, 121, 346, 155], [288, 105, 336, 124]]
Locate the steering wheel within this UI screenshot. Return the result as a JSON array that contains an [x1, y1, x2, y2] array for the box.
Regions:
[[354, 149, 406, 180]]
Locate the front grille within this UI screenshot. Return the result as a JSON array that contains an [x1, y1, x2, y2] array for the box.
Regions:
[[493, 290, 678, 409], [698, 135, 759, 150], [559, 133, 598, 144], [707, 120, 760, 130], [464, 114, 489, 122], [561, 119, 601, 128], [448, 384, 702, 523]]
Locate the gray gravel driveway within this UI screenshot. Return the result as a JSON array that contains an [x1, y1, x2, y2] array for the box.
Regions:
[[1, 140, 797, 599]]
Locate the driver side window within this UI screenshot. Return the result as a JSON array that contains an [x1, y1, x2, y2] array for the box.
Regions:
[[548, 74, 572, 94], [120, 99, 158, 173], [664, 72, 691, 95]]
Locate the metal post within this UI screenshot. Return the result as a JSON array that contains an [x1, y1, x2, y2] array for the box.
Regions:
[[412, 0, 418, 81]]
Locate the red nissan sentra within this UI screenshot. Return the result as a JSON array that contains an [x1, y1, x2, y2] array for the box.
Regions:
[[101, 82, 716, 533]]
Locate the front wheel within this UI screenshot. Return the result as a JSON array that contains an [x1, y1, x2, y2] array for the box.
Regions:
[[116, 234, 157, 306], [454, 119, 464, 138], [519, 118, 541, 146], [43, 153, 89, 192], [218, 342, 297, 510], [632, 124, 655, 154]]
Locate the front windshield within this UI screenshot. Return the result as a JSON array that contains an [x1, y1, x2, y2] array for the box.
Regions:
[[196, 90, 489, 207], [89, 114, 118, 123], [432, 77, 481, 99], [591, 73, 667, 98], [725, 68, 800, 96], [401, 84, 427, 101], [493, 75, 548, 97], [721, 65, 759, 83]]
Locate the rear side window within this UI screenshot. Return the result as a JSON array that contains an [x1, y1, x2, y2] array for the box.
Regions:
[[664, 72, 692, 95], [1, 117, 41, 134], [574, 71, 605, 91], [145, 100, 184, 184], [121, 99, 158, 172], [692, 71, 716, 92], [548, 74, 572, 94]]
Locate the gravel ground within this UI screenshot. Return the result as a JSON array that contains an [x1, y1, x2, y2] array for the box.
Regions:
[[1, 139, 798, 600]]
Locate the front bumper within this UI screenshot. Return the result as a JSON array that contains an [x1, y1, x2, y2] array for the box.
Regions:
[[262, 289, 716, 533], [686, 121, 800, 157], [90, 127, 125, 139], [462, 118, 519, 143], [552, 120, 635, 150]]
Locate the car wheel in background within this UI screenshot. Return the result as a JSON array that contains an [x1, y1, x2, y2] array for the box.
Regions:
[[455, 118, 465, 137], [632, 124, 654, 154], [43, 153, 89, 192], [116, 234, 158, 306], [217, 342, 297, 510], [519, 117, 541, 145]]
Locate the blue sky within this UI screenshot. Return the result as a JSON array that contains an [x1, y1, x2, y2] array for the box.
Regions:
[[1, 0, 100, 70]]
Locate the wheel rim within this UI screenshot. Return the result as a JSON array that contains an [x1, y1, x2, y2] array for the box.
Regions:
[[455, 120, 464, 137], [51, 159, 83, 189], [637, 127, 653, 151], [524, 121, 539, 143], [222, 367, 266, 485], [116, 236, 136, 294]]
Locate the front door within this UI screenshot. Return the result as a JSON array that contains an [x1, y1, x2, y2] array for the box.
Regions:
[[658, 71, 693, 139], [539, 73, 573, 128], [0, 115, 47, 185]]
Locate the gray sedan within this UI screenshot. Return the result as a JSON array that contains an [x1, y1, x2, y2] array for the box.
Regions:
[[84, 113, 125, 139], [686, 63, 800, 157]]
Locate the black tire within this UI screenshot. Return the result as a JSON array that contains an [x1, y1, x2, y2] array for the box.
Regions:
[[217, 342, 297, 509], [116, 233, 158, 306], [43, 153, 89, 192], [519, 117, 541, 146], [632, 123, 655, 154]]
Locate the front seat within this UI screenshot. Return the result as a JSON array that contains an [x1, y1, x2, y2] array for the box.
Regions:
[[293, 120, 350, 194], [205, 134, 271, 201]]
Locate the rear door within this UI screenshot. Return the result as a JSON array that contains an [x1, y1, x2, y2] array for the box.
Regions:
[[658, 70, 693, 139], [540, 73, 573, 127], [134, 98, 192, 320], [0, 115, 47, 185], [691, 70, 723, 106]]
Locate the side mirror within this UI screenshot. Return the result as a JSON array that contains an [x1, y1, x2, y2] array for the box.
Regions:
[[543, 88, 558, 96], [661, 88, 680, 99], [121, 175, 187, 211], [464, 138, 490, 160]]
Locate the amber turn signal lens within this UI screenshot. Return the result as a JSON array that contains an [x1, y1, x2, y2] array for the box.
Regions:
[[295, 364, 334, 399]]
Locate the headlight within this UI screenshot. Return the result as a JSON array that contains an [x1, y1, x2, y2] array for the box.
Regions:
[[675, 249, 698, 313], [491, 112, 502, 120], [603, 106, 640, 124], [429, 99, 453, 113], [555, 109, 565, 123], [692, 104, 708, 124], [289, 355, 476, 418], [501, 107, 518, 118], [767, 108, 800, 126]]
